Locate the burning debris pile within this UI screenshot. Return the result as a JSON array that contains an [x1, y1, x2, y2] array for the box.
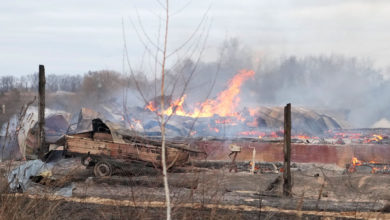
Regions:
[[127, 70, 344, 139], [324, 129, 390, 145], [5, 69, 390, 163], [347, 157, 390, 174]]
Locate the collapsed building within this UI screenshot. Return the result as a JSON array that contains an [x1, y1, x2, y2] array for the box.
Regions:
[[2, 69, 390, 219], [0, 69, 388, 175]]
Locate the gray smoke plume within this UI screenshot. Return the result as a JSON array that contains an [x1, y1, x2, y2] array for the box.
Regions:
[[164, 39, 389, 128]]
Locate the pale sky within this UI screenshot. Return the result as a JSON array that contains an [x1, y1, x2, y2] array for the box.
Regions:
[[1, 0, 390, 76]]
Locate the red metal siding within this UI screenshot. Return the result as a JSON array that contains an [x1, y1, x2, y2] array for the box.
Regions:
[[196, 141, 390, 166]]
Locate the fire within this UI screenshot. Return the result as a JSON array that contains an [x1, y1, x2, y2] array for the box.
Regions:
[[208, 125, 219, 133], [145, 101, 157, 112], [248, 107, 260, 117], [249, 161, 259, 170], [364, 134, 384, 143], [128, 118, 142, 130], [348, 157, 362, 173], [239, 131, 265, 137], [371, 134, 383, 142], [270, 131, 280, 138], [162, 95, 186, 116], [145, 69, 255, 119], [294, 135, 310, 140], [349, 157, 389, 174], [352, 157, 362, 166]]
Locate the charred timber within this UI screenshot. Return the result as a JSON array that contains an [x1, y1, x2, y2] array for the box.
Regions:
[[38, 64, 46, 158], [283, 103, 292, 197]]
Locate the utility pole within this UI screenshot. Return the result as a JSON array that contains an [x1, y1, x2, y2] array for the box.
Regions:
[[38, 65, 46, 159], [283, 103, 292, 197]]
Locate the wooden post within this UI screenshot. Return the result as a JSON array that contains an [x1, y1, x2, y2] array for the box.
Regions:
[[251, 147, 256, 174], [38, 65, 46, 158], [229, 152, 238, 173], [229, 144, 241, 173], [283, 103, 292, 197]]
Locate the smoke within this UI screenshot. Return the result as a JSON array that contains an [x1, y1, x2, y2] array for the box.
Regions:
[[248, 55, 388, 127], [163, 39, 389, 128], [33, 39, 390, 129]]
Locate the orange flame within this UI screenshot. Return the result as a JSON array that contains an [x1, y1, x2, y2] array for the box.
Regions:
[[352, 157, 362, 166], [162, 95, 186, 116], [208, 124, 220, 133], [248, 107, 259, 117], [239, 131, 265, 137], [145, 101, 157, 112], [364, 134, 384, 143], [146, 69, 255, 119], [294, 135, 310, 140]]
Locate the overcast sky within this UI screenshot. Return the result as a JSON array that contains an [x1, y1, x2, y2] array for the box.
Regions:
[[1, 0, 390, 76]]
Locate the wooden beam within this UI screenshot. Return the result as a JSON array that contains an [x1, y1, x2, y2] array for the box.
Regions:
[[283, 103, 292, 197], [38, 65, 46, 158]]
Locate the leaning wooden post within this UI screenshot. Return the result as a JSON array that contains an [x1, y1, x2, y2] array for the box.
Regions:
[[38, 65, 46, 159], [283, 103, 292, 197]]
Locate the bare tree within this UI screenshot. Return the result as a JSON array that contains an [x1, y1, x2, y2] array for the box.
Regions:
[[159, 2, 171, 218], [122, 1, 211, 219], [0, 76, 15, 92]]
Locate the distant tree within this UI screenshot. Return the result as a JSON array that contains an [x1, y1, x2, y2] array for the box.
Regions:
[[80, 70, 124, 106], [0, 76, 15, 92], [46, 74, 59, 92], [26, 74, 38, 91]]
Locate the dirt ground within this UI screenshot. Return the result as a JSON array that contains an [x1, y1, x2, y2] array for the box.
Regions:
[[1, 158, 390, 219]]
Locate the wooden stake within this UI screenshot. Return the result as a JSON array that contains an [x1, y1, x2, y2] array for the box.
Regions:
[[251, 147, 256, 174], [229, 152, 238, 173], [283, 103, 292, 197], [38, 65, 46, 158]]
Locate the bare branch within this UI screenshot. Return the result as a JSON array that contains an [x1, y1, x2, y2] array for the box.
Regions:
[[155, 0, 166, 10], [167, 6, 210, 58], [170, 0, 192, 17], [185, 40, 227, 137], [165, 22, 211, 124], [135, 8, 164, 53], [127, 15, 163, 67], [122, 19, 149, 107]]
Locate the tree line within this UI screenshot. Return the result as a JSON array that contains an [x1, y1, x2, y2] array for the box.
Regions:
[[0, 70, 147, 93]]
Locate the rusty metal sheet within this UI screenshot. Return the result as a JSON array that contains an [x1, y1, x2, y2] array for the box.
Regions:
[[65, 134, 190, 166]]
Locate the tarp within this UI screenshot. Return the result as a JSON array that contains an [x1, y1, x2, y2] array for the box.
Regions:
[[7, 159, 75, 197], [7, 159, 51, 191]]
